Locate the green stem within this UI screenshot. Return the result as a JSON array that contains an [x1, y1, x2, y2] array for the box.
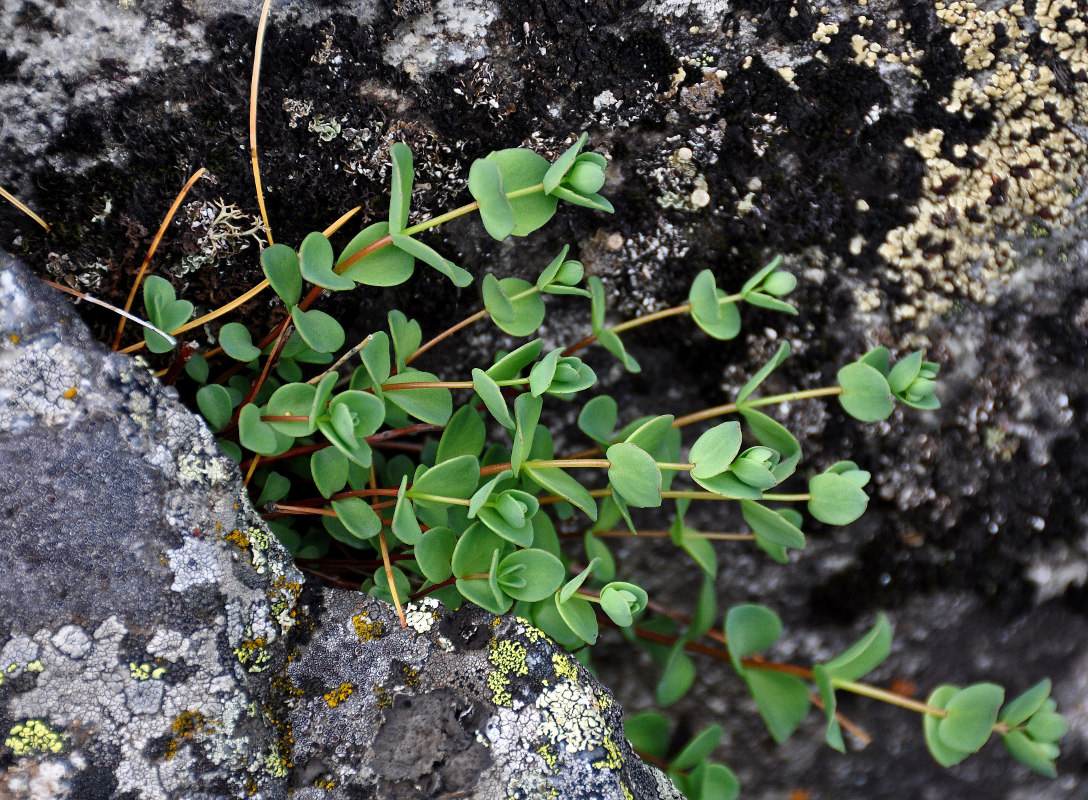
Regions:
[[382, 377, 529, 391], [833, 678, 947, 718], [672, 386, 844, 428], [407, 492, 472, 507]]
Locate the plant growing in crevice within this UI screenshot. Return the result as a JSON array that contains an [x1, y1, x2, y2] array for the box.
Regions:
[[90, 133, 1069, 798], [3, 7, 1065, 796]]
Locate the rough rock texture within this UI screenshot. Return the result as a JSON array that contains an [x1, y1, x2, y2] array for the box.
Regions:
[[3, 0, 1088, 798], [0, 253, 681, 799]]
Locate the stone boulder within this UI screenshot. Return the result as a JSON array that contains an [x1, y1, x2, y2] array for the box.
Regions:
[[0, 253, 680, 799]]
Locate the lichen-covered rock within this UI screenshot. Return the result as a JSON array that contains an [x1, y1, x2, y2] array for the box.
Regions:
[[0, 252, 679, 798]]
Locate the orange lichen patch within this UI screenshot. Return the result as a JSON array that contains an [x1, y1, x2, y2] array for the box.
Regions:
[[399, 664, 420, 688], [323, 682, 354, 708], [7, 334, 19, 344], [353, 614, 384, 641], [374, 685, 391, 709], [164, 710, 214, 760], [61, 386, 77, 399], [223, 528, 250, 548]]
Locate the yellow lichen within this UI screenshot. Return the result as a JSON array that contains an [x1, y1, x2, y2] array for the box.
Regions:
[[552, 652, 578, 681], [323, 682, 354, 708], [5, 719, 65, 756], [374, 685, 391, 709], [353, 614, 384, 641]]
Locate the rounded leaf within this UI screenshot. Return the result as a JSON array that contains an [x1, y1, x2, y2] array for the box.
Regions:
[[337, 222, 415, 286], [924, 685, 971, 766], [689, 421, 743, 480], [196, 384, 233, 432], [497, 549, 565, 601], [1000, 679, 1052, 727], [808, 471, 870, 525], [937, 683, 1004, 755], [415, 527, 458, 583], [468, 158, 516, 240], [837, 362, 895, 422], [219, 322, 261, 362], [262, 244, 302, 306], [725, 604, 783, 669], [291, 307, 345, 354], [266, 382, 318, 436], [484, 148, 557, 236], [606, 443, 662, 508], [555, 593, 598, 645], [300, 231, 353, 291], [331, 497, 381, 540]]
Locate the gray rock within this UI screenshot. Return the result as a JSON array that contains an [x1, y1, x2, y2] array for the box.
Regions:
[[0, 253, 681, 799], [3, 0, 1088, 798]]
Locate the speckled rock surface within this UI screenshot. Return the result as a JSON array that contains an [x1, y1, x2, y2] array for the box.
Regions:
[[0, 254, 681, 799], [3, 0, 1088, 798]]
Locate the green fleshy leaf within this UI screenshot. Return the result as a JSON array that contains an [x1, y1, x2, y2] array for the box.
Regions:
[[485, 276, 545, 337], [483, 148, 556, 236], [486, 339, 544, 381], [624, 712, 670, 760], [543, 133, 587, 193], [300, 230, 353, 290], [808, 471, 870, 525], [392, 477, 423, 545], [814, 665, 844, 752], [671, 724, 724, 772], [265, 382, 318, 436], [536, 245, 570, 289], [736, 342, 790, 405], [578, 395, 617, 444], [522, 464, 598, 521], [415, 527, 458, 583], [689, 270, 741, 340], [937, 683, 1004, 755], [452, 522, 507, 577], [549, 184, 614, 212], [656, 643, 696, 706], [1000, 680, 1052, 727], [740, 500, 806, 550], [824, 613, 892, 682], [238, 403, 280, 456], [388, 141, 413, 234], [142, 276, 192, 353], [497, 549, 565, 602], [555, 593, 598, 645], [337, 222, 415, 287], [388, 310, 422, 372], [472, 368, 514, 429], [218, 322, 261, 362], [606, 442, 662, 508], [196, 384, 233, 432], [744, 291, 797, 315], [331, 497, 381, 541], [685, 763, 740, 800], [511, 394, 542, 475], [888, 350, 924, 394], [1002, 730, 1059, 777], [860, 346, 891, 375], [924, 685, 971, 766], [408, 454, 480, 504], [384, 369, 453, 425], [745, 670, 811, 744], [724, 603, 782, 673], [584, 532, 616, 582], [599, 581, 648, 627], [837, 361, 895, 422], [739, 408, 801, 482], [689, 422, 743, 480], [390, 233, 472, 287], [558, 557, 600, 603], [740, 255, 784, 295], [438, 405, 486, 462], [291, 306, 345, 354], [262, 243, 302, 306], [185, 352, 209, 383], [679, 527, 718, 579], [311, 446, 349, 499], [468, 158, 516, 240], [598, 328, 641, 373]]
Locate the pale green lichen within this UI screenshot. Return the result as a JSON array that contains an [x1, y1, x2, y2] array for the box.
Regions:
[[5, 719, 66, 756], [129, 661, 166, 681], [535, 680, 607, 754]]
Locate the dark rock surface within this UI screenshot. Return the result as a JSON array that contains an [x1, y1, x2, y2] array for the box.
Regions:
[[3, 0, 1088, 798], [0, 253, 681, 799]]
